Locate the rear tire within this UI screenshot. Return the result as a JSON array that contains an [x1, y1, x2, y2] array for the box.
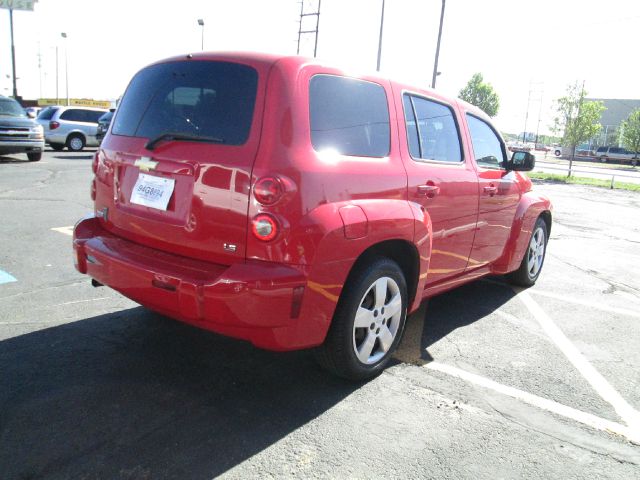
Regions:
[[314, 257, 408, 381], [66, 134, 86, 152], [599, 156, 608, 163], [49, 142, 64, 151], [507, 217, 548, 287], [27, 152, 42, 162]]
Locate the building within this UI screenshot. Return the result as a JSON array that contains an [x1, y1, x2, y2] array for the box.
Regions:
[[587, 98, 640, 147]]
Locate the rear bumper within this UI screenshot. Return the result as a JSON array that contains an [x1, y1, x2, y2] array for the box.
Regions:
[[73, 216, 323, 350]]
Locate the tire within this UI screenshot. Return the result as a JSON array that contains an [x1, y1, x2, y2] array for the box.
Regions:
[[27, 152, 42, 162], [599, 156, 608, 163], [632, 158, 638, 167], [66, 134, 86, 152], [49, 142, 64, 151], [554, 149, 561, 157], [314, 257, 408, 381], [507, 217, 548, 287]]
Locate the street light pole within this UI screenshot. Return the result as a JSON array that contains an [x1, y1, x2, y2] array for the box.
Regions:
[[9, 8, 18, 99], [376, 0, 385, 72], [55, 46, 59, 104], [61, 32, 69, 106], [197, 19, 204, 51], [431, 0, 446, 89]]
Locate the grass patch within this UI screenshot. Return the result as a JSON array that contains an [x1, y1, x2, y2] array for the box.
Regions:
[[528, 172, 640, 192]]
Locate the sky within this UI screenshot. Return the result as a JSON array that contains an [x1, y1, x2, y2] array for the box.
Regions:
[[1, 0, 639, 135]]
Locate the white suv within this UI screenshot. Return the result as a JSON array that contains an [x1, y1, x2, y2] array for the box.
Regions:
[[595, 146, 639, 166], [37, 106, 107, 151]]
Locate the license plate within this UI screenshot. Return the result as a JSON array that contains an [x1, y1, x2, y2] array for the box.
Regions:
[[130, 173, 175, 211]]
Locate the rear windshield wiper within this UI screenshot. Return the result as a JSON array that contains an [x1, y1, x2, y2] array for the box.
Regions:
[[145, 132, 225, 150]]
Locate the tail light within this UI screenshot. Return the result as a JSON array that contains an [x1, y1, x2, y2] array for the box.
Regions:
[[91, 152, 99, 174], [253, 176, 283, 205], [49, 121, 60, 130], [90, 179, 96, 201], [251, 214, 278, 241]]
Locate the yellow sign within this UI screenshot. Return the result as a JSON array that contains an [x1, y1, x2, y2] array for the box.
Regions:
[[38, 98, 112, 109]]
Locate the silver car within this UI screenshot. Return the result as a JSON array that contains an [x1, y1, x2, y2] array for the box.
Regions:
[[37, 106, 108, 151], [0, 95, 45, 162]]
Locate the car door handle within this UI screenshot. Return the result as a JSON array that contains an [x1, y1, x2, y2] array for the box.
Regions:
[[483, 185, 497, 196], [417, 184, 440, 198]]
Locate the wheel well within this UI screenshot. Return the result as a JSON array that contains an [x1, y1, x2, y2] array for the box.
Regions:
[[348, 240, 420, 307], [67, 132, 86, 142], [539, 210, 552, 238]]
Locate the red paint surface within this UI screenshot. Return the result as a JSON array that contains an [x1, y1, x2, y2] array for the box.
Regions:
[[74, 52, 552, 351]]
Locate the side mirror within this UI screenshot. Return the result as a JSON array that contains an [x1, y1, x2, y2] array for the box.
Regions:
[[26, 111, 36, 119], [506, 151, 535, 171]]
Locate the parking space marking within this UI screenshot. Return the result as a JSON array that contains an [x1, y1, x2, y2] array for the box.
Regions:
[[516, 288, 640, 432], [50, 297, 110, 308], [529, 289, 640, 319], [426, 362, 640, 443], [51, 226, 74, 236], [0, 270, 17, 285]]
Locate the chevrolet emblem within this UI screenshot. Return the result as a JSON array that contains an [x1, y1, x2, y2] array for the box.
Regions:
[[135, 157, 158, 172]]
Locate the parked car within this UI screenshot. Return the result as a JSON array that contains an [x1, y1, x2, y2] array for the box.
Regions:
[[37, 105, 108, 151], [96, 109, 114, 144], [24, 106, 42, 119], [595, 146, 638, 166], [0, 95, 44, 162], [73, 52, 552, 380]]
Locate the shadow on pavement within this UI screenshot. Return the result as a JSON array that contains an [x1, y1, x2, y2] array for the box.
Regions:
[[0, 308, 357, 479], [52, 154, 93, 160], [395, 278, 517, 364]]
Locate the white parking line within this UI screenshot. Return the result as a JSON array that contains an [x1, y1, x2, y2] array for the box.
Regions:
[[529, 289, 640, 319], [426, 362, 639, 443], [51, 226, 74, 236], [516, 288, 640, 432]]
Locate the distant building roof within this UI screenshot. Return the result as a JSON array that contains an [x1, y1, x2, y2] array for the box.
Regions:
[[587, 98, 640, 127]]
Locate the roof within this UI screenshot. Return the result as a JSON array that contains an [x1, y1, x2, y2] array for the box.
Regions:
[[586, 98, 640, 127]]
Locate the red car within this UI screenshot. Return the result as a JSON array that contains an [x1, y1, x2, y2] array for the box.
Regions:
[[73, 52, 552, 380]]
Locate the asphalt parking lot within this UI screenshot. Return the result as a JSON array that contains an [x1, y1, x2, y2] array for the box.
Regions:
[[1, 149, 639, 479]]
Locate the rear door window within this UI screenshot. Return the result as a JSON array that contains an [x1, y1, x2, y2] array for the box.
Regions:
[[309, 75, 390, 157], [86, 111, 104, 123], [112, 61, 258, 146], [403, 94, 462, 163], [60, 109, 85, 122]]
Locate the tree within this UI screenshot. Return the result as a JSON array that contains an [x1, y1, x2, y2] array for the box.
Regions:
[[621, 109, 640, 157], [458, 73, 500, 117], [552, 83, 605, 175]]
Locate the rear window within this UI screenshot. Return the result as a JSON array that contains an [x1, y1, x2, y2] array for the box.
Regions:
[[112, 61, 258, 146], [309, 75, 390, 157], [37, 106, 58, 120]]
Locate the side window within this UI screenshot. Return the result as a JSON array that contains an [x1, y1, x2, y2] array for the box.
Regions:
[[466, 114, 506, 168], [309, 75, 390, 157], [87, 111, 104, 123], [60, 109, 83, 122], [402, 94, 462, 163]]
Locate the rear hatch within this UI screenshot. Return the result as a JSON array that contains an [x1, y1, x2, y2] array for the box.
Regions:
[[97, 56, 270, 265]]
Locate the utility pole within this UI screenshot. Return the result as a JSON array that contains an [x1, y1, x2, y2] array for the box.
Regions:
[[55, 46, 59, 105], [432, 0, 446, 88], [297, 0, 321, 57], [9, 8, 18, 99], [376, 0, 385, 72], [61, 32, 69, 106]]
